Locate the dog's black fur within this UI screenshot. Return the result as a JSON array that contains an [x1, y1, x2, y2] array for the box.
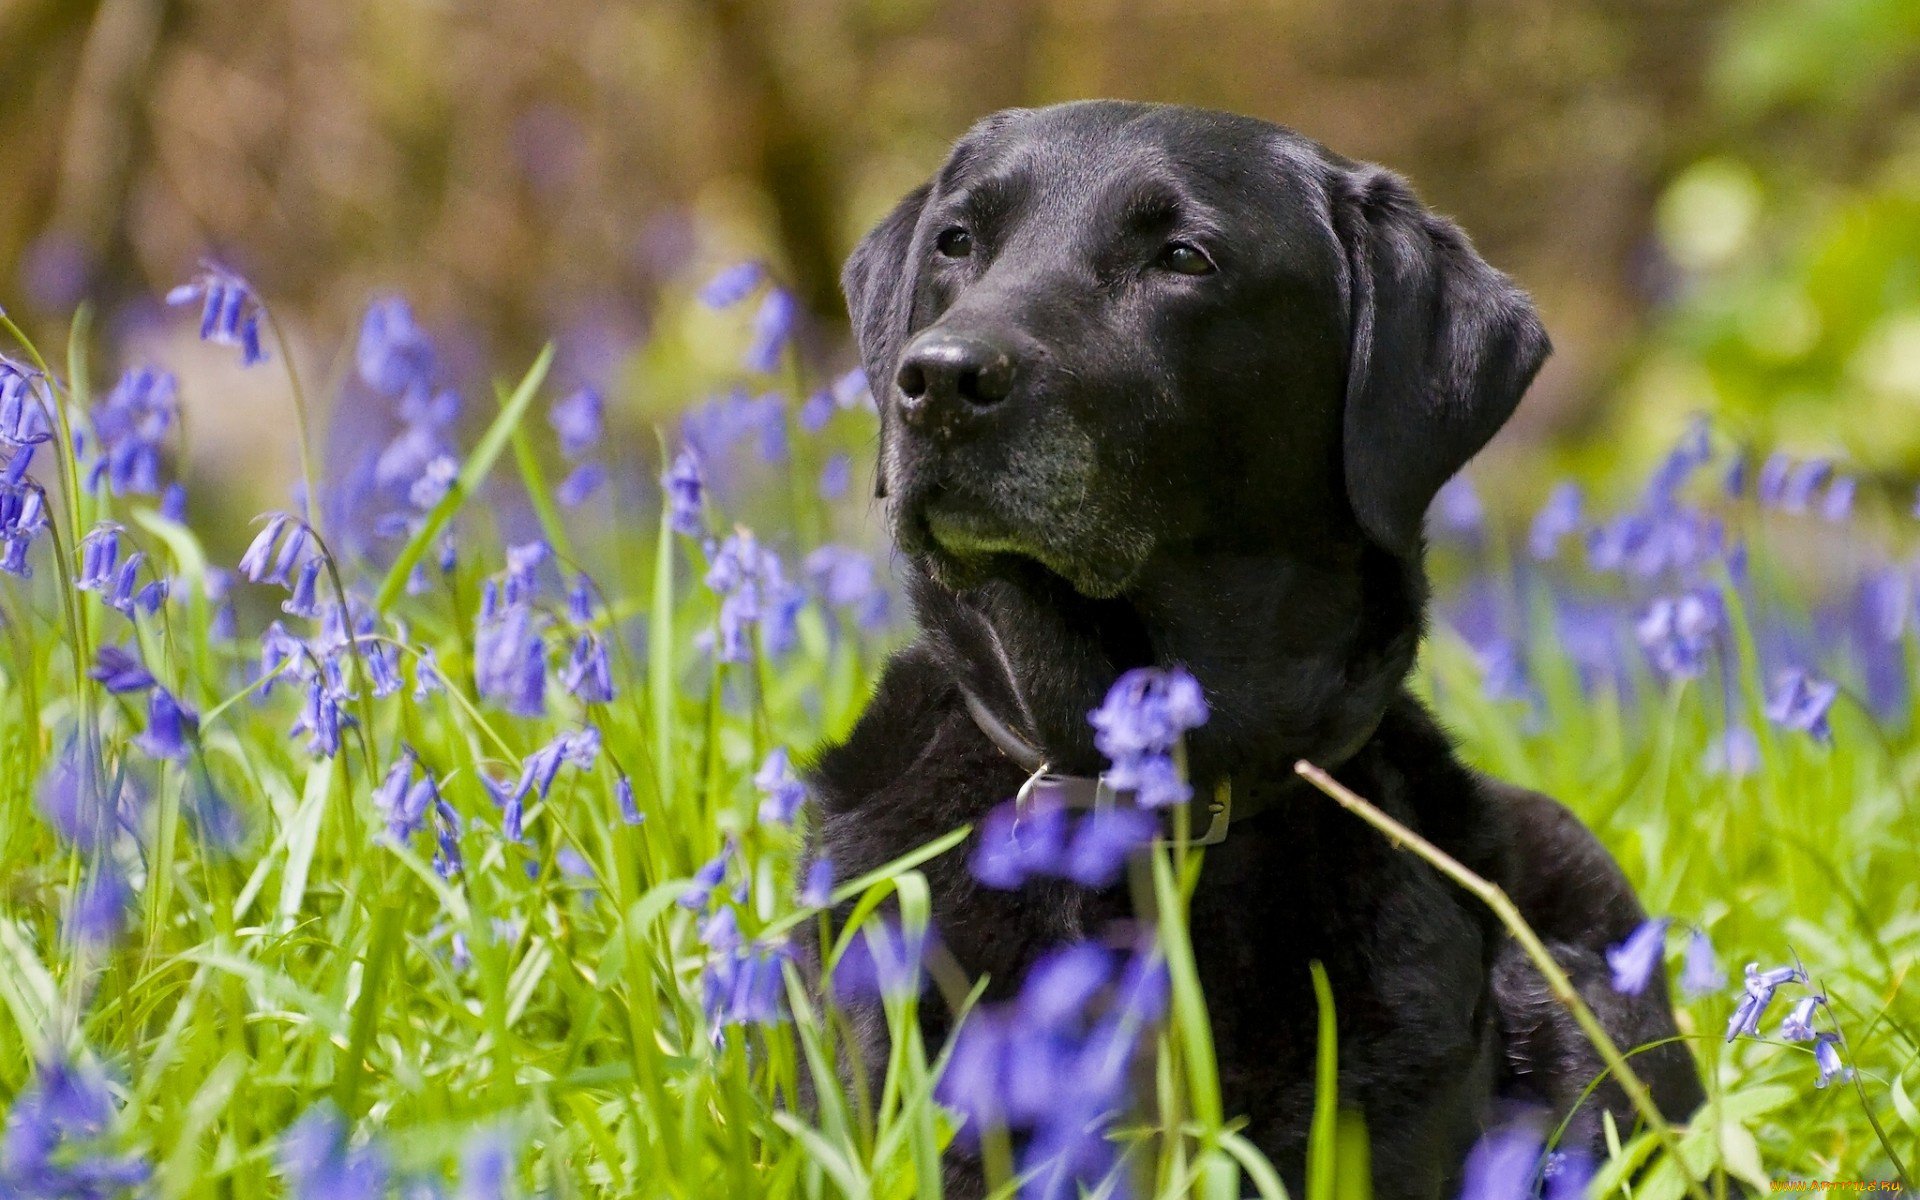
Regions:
[[805, 101, 1703, 1196]]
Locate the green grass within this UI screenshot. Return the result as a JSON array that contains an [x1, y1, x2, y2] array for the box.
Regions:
[[0, 292, 1916, 1199]]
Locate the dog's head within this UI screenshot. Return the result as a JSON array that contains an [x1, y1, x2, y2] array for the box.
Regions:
[[844, 101, 1547, 597]]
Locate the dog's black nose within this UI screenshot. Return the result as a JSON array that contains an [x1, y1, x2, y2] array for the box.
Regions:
[[895, 332, 1016, 429]]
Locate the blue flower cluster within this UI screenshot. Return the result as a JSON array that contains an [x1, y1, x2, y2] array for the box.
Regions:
[[937, 941, 1170, 1199], [0, 1053, 150, 1197]]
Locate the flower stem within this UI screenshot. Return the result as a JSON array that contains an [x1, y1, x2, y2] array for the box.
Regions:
[[263, 308, 325, 545], [1294, 759, 1713, 1200]]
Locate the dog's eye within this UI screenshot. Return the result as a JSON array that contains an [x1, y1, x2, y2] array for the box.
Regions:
[[1157, 242, 1215, 275], [935, 228, 974, 258]]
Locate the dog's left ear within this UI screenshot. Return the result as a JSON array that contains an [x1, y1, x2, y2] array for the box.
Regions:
[[842, 182, 930, 499], [1333, 167, 1549, 557]]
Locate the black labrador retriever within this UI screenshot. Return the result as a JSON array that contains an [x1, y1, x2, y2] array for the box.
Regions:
[[806, 100, 1702, 1197]]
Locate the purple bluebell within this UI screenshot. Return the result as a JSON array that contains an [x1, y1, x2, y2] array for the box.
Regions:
[[832, 918, 930, 1000], [364, 641, 403, 699], [697, 261, 764, 308], [279, 1103, 391, 1200], [1477, 639, 1536, 705], [291, 674, 351, 758], [702, 941, 790, 1028], [412, 647, 445, 700], [134, 578, 168, 616], [372, 750, 439, 843], [805, 545, 888, 629], [167, 264, 268, 365], [1703, 726, 1761, 778], [754, 747, 807, 825], [615, 774, 643, 825], [561, 633, 614, 703], [817, 452, 851, 500], [1636, 591, 1719, 680], [1644, 415, 1712, 507], [1114, 950, 1171, 1024], [86, 367, 177, 496], [0, 358, 55, 445], [1821, 474, 1856, 522], [1543, 1148, 1595, 1200], [567, 575, 594, 623], [0, 1052, 151, 1197], [1088, 666, 1209, 808], [662, 449, 705, 536], [133, 687, 196, 761], [1778, 993, 1825, 1042], [409, 454, 458, 510], [1457, 1123, 1546, 1200], [1724, 451, 1748, 498], [680, 388, 790, 467], [457, 1126, 514, 1200], [556, 461, 603, 507], [1812, 1032, 1853, 1087], [504, 539, 551, 604], [512, 740, 566, 805], [356, 297, 436, 400], [1862, 567, 1912, 643], [798, 388, 833, 432], [70, 863, 131, 945], [431, 797, 463, 879], [284, 558, 324, 618], [1778, 457, 1833, 514], [549, 387, 603, 457], [1431, 474, 1484, 537], [1527, 481, 1583, 561], [744, 290, 798, 373], [679, 847, 731, 909], [89, 645, 155, 694], [557, 847, 594, 880], [1755, 451, 1793, 507], [970, 796, 1071, 890], [1681, 928, 1724, 998], [1727, 960, 1808, 1041], [265, 520, 313, 587], [238, 513, 294, 582], [705, 530, 803, 663], [1765, 668, 1839, 742], [474, 601, 546, 717], [1062, 806, 1157, 887], [0, 448, 47, 579], [831, 367, 871, 411], [1606, 917, 1669, 994], [102, 550, 147, 615], [75, 523, 122, 592], [800, 858, 833, 907], [36, 743, 118, 851], [1019, 943, 1114, 1030]]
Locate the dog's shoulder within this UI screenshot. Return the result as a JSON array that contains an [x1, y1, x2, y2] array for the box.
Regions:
[[806, 640, 960, 812], [1475, 775, 1647, 947]]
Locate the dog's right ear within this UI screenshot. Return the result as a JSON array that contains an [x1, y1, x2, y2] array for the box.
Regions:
[[842, 183, 929, 499]]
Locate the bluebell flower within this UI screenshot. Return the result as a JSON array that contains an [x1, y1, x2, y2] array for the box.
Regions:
[[680, 388, 791, 469], [409, 454, 458, 510], [36, 741, 120, 851], [1755, 451, 1793, 507], [1644, 415, 1712, 508], [798, 388, 834, 432], [411, 648, 445, 702], [1019, 943, 1114, 1030], [662, 449, 705, 536], [1635, 591, 1719, 680], [291, 674, 352, 758], [1457, 1123, 1546, 1200], [474, 600, 546, 717], [970, 796, 1070, 890], [697, 261, 764, 308], [134, 578, 168, 616], [133, 687, 196, 761], [800, 858, 833, 907], [549, 387, 603, 457], [705, 529, 804, 663], [1727, 960, 1808, 1041], [1862, 567, 1914, 644], [1777, 457, 1833, 514], [1606, 917, 1669, 994], [1765, 668, 1839, 742], [831, 918, 930, 1001], [1088, 666, 1209, 808], [1431, 474, 1484, 537], [364, 641, 403, 699], [504, 539, 551, 605], [1821, 474, 1856, 522], [1812, 1032, 1854, 1088], [372, 749, 439, 843], [279, 1103, 390, 1200], [356, 297, 436, 401], [1778, 993, 1825, 1042], [817, 452, 851, 500], [744, 289, 799, 373], [167, 264, 268, 365], [831, 367, 871, 411], [556, 461, 603, 507], [1062, 806, 1157, 887], [89, 645, 155, 694], [0, 1051, 151, 1197], [1527, 481, 1583, 561], [1543, 1149, 1596, 1200], [679, 847, 731, 909], [86, 367, 177, 496], [561, 633, 614, 703], [1724, 451, 1748, 498], [70, 862, 132, 946], [702, 942, 790, 1028], [102, 550, 147, 615], [615, 774, 643, 825], [1702, 726, 1761, 778], [1681, 928, 1724, 998], [557, 847, 594, 880], [1, 447, 48, 579], [457, 1126, 514, 1200], [754, 747, 807, 825], [805, 544, 887, 629], [567, 575, 594, 623], [0, 358, 55, 445], [1114, 949, 1171, 1024], [432, 797, 463, 880], [75, 523, 122, 592], [1476, 639, 1537, 705]]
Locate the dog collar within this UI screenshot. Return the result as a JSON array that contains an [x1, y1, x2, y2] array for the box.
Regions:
[[957, 683, 1303, 846]]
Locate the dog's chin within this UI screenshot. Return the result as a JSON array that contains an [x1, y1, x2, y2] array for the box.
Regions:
[[903, 502, 1144, 599]]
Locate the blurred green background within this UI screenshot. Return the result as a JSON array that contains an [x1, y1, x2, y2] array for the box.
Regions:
[[2, 0, 1917, 495]]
